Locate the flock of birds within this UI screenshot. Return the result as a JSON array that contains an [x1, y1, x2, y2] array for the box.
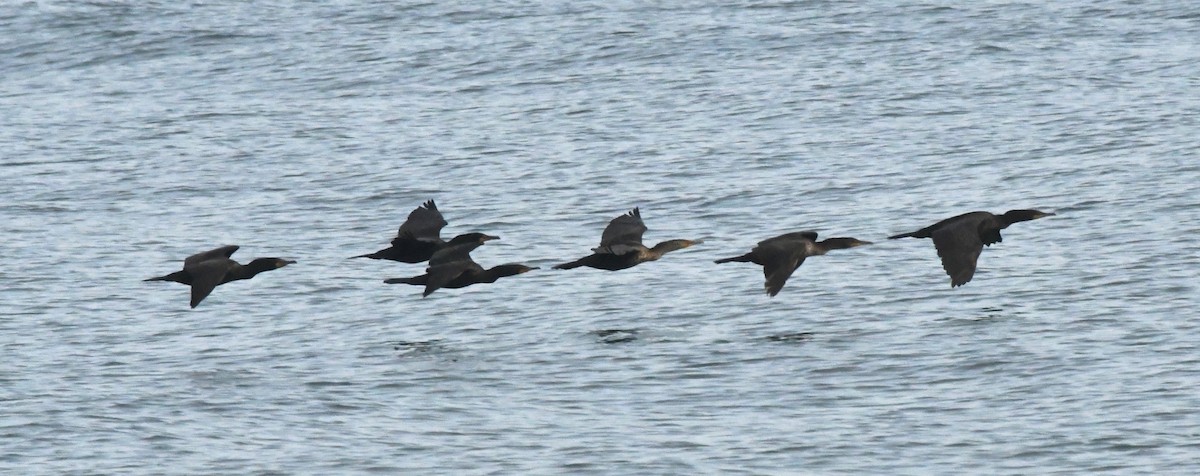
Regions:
[[146, 200, 1056, 308]]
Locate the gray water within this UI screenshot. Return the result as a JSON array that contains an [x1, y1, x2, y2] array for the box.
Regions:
[[3, 1, 1200, 474]]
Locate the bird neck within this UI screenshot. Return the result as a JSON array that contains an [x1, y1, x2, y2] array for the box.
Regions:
[[999, 210, 1049, 227], [449, 242, 484, 254], [473, 266, 521, 283], [229, 260, 275, 281], [649, 239, 693, 257], [816, 238, 859, 252], [471, 267, 503, 284], [444, 235, 478, 247]]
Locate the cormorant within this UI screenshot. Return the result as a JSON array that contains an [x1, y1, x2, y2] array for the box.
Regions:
[[553, 207, 701, 271], [383, 234, 519, 296], [144, 245, 295, 308], [384, 263, 536, 294], [714, 231, 871, 296], [888, 209, 1055, 287], [351, 200, 493, 263]]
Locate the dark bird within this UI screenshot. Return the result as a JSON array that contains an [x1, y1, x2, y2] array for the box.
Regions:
[[382, 234, 519, 296], [553, 207, 701, 271], [351, 200, 492, 263], [384, 263, 537, 295], [144, 245, 295, 308], [888, 209, 1056, 287], [714, 231, 872, 296]]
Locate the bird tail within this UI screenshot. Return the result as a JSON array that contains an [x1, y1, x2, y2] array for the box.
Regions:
[[887, 231, 916, 240], [383, 277, 421, 285], [713, 254, 752, 264], [144, 270, 187, 282], [552, 259, 585, 270]]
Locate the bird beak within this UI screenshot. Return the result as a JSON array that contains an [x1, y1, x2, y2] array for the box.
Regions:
[[279, 259, 297, 267], [522, 267, 539, 273], [856, 240, 873, 247], [483, 235, 500, 242], [1040, 212, 1057, 218]]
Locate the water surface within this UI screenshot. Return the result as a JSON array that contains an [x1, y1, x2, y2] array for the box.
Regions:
[[2, 1, 1199, 474]]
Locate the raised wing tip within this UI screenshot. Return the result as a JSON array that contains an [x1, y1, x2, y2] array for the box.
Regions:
[[422, 199, 437, 210]]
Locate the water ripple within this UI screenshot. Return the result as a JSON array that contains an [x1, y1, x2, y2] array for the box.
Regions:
[[2, 0, 1199, 474]]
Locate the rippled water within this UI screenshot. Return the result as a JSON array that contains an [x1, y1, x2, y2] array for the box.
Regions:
[[3, 1, 1200, 473]]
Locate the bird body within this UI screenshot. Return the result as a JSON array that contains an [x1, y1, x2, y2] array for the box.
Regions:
[[715, 232, 871, 296], [888, 209, 1055, 287], [385, 263, 536, 290], [553, 208, 700, 271], [145, 245, 294, 308]]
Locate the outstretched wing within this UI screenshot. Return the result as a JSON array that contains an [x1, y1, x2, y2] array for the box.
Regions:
[[428, 241, 478, 266], [754, 237, 809, 297], [595, 208, 648, 254], [422, 262, 471, 296], [932, 226, 985, 287], [397, 199, 448, 242], [184, 245, 239, 268], [188, 259, 231, 308]]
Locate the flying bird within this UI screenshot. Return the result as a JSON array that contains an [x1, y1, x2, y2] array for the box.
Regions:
[[382, 233, 524, 296], [145, 245, 294, 308], [715, 231, 871, 296], [888, 209, 1056, 287], [553, 207, 701, 271], [352, 200, 494, 263]]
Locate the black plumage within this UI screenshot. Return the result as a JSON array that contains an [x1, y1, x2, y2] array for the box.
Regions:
[[384, 263, 536, 295], [352, 200, 493, 263], [715, 232, 871, 296], [888, 209, 1055, 287], [381, 234, 527, 297], [553, 207, 700, 271], [145, 245, 295, 308]]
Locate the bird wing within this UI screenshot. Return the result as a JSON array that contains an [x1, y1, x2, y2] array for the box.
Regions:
[[759, 231, 817, 248], [932, 226, 985, 287], [423, 262, 472, 296], [428, 241, 477, 266], [396, 199, 448, 242], [188, 259, 232, 308], [454, 261, 488, 284], [595, 208, 648, 254], [184, 245, 239, 268], [755, 239, 808, 297]]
